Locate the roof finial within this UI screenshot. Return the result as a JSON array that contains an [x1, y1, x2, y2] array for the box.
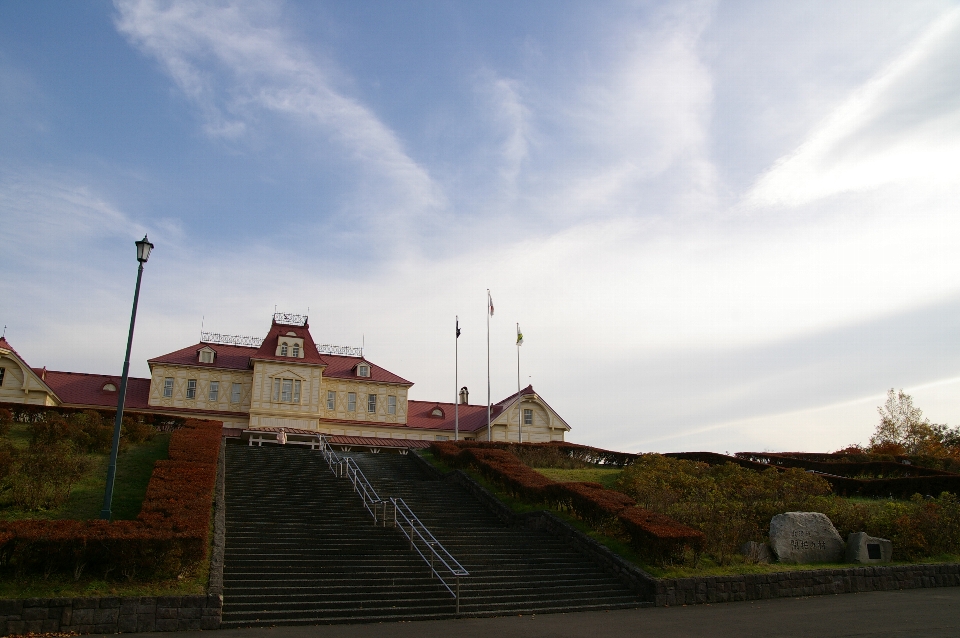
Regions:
[[1, 325, 5, 339]]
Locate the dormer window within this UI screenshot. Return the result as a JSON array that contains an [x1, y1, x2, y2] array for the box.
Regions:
[[431, 407, 444, 418], [198, 347, 216, 364], [103, 383, 117, 392], [276, 335, 304, 358], [357, 364, 370, 378]]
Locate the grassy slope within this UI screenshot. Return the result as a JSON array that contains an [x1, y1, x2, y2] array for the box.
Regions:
[[419, 451, 960, 579], [0, 423, 170, 521], [0, 425, 209, 598]]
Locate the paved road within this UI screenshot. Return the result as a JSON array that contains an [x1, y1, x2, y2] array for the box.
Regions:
[[96, 588, 960, 638]]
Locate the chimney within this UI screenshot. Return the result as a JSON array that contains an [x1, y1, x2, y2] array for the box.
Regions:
[[459, 386, 469, 405]]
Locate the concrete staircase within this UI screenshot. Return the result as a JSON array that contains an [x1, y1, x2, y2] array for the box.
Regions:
[[222, 444, 639, 627]]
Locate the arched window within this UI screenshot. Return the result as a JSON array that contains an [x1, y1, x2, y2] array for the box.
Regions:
[[280, 342, 288, 356], [292, 344, 300, 357], [102, 383, 117, 392]]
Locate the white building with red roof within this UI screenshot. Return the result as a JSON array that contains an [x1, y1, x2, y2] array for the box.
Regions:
[[0, 314, 571, 447]]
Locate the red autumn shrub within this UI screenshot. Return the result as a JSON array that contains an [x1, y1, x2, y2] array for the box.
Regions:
[[0, 418, 221, 579], [618, 506, 705, 563], [430, 441, 695, 563]]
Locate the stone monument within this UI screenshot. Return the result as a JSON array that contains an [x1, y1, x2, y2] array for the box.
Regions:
[[846, 532, 892, 563], [769, 512, 845, 563]]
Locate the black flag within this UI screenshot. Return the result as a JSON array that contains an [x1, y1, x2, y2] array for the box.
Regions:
[[456, 319, 461, 338]]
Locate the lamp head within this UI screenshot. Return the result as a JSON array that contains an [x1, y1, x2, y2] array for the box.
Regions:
[[135, 235, 154, 263]]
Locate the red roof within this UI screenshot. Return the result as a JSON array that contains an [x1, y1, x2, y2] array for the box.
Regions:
[[494, 384, 537, 407], [405, 399, 505, 432], [251, 319, 327, 365], [244, 427, 431, 449], [148, 342, 256, 370], [148, 318, 411, 385], [320, 353, 411, 385], [0, 337, 25, 362], [330, 435, 431, 449], [40, 370, 152, 410]]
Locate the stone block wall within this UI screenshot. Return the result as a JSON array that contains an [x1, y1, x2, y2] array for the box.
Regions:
[[655, 564, 960, 606], [0, 594, 222, 636]]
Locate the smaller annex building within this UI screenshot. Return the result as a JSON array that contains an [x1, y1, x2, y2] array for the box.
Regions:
[[0, 313, 571, 449]]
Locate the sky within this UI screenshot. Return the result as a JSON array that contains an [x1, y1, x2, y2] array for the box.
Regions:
[[2, 0, 960, 454]]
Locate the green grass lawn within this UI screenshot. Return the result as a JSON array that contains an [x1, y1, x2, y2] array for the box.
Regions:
[[533, 467, 622, 489], [0, 423, 170, 521]]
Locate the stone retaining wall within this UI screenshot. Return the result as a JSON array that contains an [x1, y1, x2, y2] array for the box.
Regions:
[[656, 564, 960, 606], [0, 594, 222, 636]]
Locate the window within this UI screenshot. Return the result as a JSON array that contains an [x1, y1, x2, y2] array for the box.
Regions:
[[326, 390, 336, 410], [0, 367, 5, 386], [280, 342, 288, 356], [274, 378, 302, 403], [231, 382, 241, 403], [163, 377, 174, 398], [387, 395, 397, 415], [347, 392, 356, 411], [367, 394, 377, 413], [209, 381, 219, 402], [357, 364, 370, 377], [431, 408, 444, 417], [186, 379, 197, 400], [292, 344, 300, 357], [199, 349, 214, 364], [435, 435, 449, 441], [102, 383, 116, 392], [523, 409, 533, 426]]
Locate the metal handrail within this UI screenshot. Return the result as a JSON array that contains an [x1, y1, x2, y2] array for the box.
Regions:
[[389, 496, 469, 609], [317, 435, 386, 519], [314, 435, 469, 612]]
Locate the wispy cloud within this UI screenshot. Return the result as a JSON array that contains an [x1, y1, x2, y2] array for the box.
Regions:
[[745, 7, 960, 208], [113, 0, 443, 212]]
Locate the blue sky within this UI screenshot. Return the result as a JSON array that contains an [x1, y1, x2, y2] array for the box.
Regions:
[[3, 0, 960, 453]]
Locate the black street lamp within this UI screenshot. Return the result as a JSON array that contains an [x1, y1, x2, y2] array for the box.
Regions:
[[100, 234, 154, 520]]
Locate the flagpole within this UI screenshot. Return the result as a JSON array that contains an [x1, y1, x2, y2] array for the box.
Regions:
[[517, 322, 521, 444], [487, 290, 491, 442], [454, 316, 459, 442]]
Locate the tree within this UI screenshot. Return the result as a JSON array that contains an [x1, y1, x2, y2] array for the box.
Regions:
[[869, 388, 960, 457]]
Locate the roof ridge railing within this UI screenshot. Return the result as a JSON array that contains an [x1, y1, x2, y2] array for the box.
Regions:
[[316, 435, 469, 613]]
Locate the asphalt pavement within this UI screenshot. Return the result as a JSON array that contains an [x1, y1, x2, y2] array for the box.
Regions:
[[92, 587, 960, 638]]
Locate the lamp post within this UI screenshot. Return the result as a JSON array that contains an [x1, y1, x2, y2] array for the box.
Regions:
[[100, 235, 154, 521]]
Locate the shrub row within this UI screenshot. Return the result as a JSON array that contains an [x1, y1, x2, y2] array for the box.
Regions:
[[687, 451, 960, 498], [0, 418, 221, 580], [0, 401, 186, 432], [431, 442, 703, 563], [736, 451, 956, 478]]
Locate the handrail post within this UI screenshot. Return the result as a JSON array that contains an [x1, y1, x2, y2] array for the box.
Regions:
[[410, 522, 414, 550], [456, 576, 460, 615]]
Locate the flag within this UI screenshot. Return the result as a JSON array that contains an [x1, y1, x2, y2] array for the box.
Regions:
[[516, 325, 523, 346], [488, 291, 494, 316], [456, 318, 461, 338]]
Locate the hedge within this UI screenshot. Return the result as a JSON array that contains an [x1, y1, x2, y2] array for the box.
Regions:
[[457, 440, 639, 467], [0, 400, 186, 432], [431, 441, 703, 562], [0, 418, 220, 579], [684, 451, 960, 498]]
